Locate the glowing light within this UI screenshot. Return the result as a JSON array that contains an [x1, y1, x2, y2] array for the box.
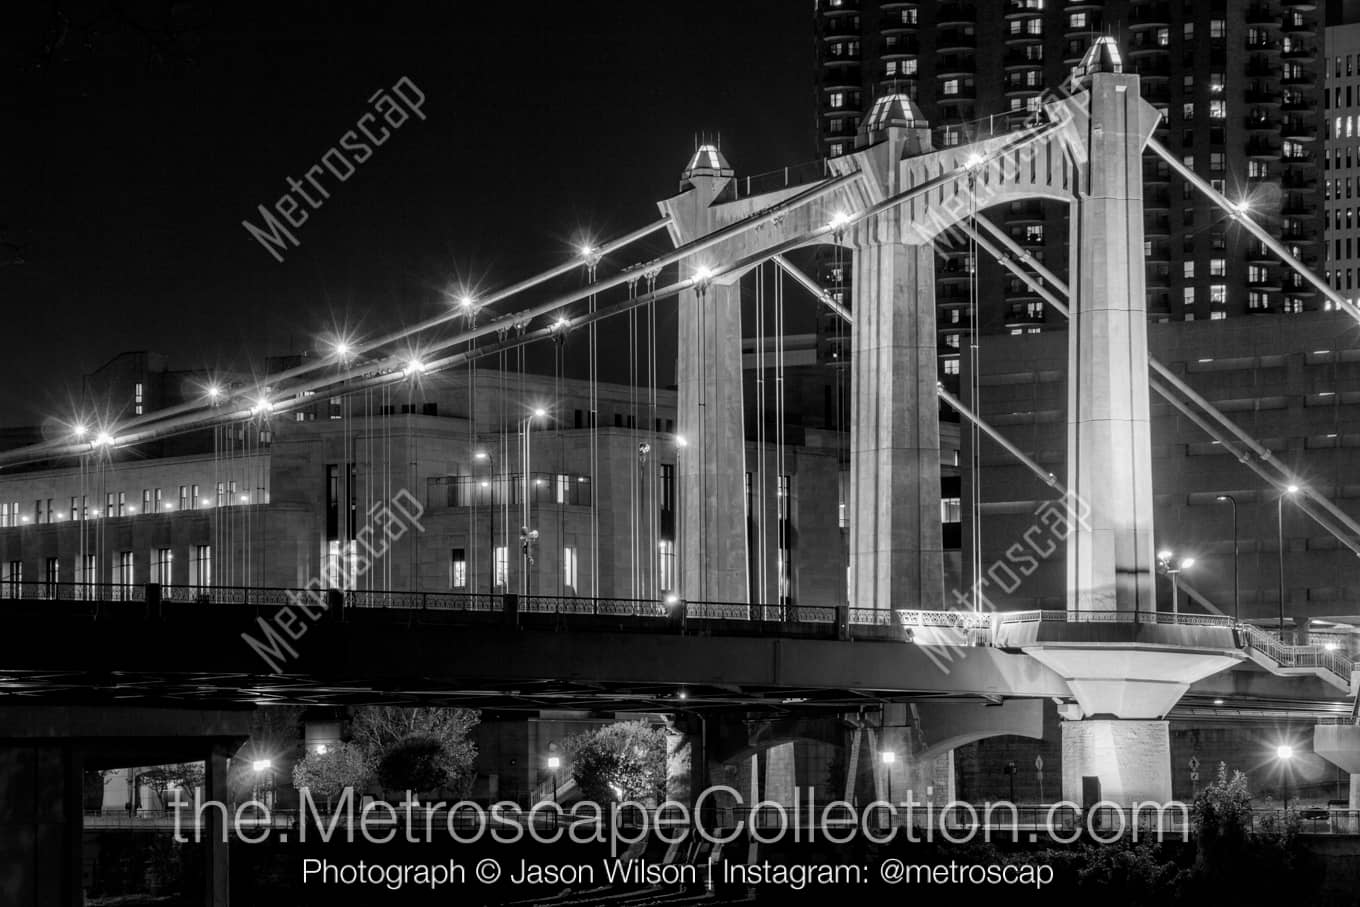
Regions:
[[664, 594, 680, 607], [1325, 642, 1339, 651], [458, 294, 476, 310], [126, 506, 137, 514], [162, 504, 175, 511], [315, 744, 328, 755], [20, 516, 30, 524], [1276, 744, 1294, 760], [475, 451, 489, 461], [480, 480, 490, 488], [547, 755, 562, 771], [532, 407, 547, 419], [553, 316, 570, 331], [206, 384, 222, 401], [94, 432, 115, 448], [252, 397, 274, 416], [333, 340, 352, 359], [675, 435, 689, 448], [239, 494, 249, 503], [692, 265, 713, 282], [202, 498, 213, 506], [252, 759, 272, 772], [403, 358, 426, 377], [578, 243, 595, 258], [678, 690, 688, 700], [963, 153, 986, 170], [828, 210, 852, 231], [1213, 698, 1225, 706], [881, 750, 897, 765], [72, 423, 88, 439], [1285, 484, 1300, 494], [1231, 199, 1251, 216], [1181, 557, 1196, 569], [1157, 549, 1173, 561]]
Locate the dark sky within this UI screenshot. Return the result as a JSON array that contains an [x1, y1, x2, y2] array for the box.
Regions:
[[1, 0, 814, 428]]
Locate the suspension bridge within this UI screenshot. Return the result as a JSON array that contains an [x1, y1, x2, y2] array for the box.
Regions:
[[4, 38, 1360, 906]]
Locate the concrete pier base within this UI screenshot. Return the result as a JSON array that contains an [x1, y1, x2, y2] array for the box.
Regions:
[[1061, 719, 1171, 806]]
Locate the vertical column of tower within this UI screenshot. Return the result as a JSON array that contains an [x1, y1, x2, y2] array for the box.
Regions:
[[847, 226, 943, 612], [1067, 69, 1157, 614], [676, 275, 749, 605]]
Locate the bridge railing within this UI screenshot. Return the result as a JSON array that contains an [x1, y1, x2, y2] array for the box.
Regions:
[[1239, 622, 1356, 681], [0, 580, 144, 603], [711, 157, 834, 203]]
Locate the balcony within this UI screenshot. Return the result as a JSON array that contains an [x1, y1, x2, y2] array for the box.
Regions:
[[1281, 70, 1315, 86], [1247, 87, 1282, 105], [1004, 309, 1047, 325], [1245, 37, 1280, 53], [1282, 118, 1317, 141], [1247, 138, 1282, 158], [1245, 113, 1278, 132], [881, 36, 920, 56], [937, 30, 977, 52], [1246, 59, 1282, 79], [1128, 2, 1171, 27], [1247, 244, 1276, 263], [1145, 188, 1171, 209], [822, 19, 861, 40], [1145, 215, 1171, 236], [1282, 45, 1317, 62], [1004, 50, 1044, 69], [936, 54, 975, 77], [936, 3, 976, 26], [1004, 0, 1045, 16], [1132, 59, 1171, 79]]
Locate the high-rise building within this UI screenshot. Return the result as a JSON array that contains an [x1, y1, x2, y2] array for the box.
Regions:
[[812, 1, 1327, 378], [1324, 16, 1360, 300]]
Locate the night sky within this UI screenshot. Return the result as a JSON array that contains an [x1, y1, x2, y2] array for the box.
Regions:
[[2, 1, 814, 428]]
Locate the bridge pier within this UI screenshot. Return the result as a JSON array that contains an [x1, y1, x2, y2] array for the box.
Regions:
[[1060, 718, 1171, 807], [0, 741, 84, 907]]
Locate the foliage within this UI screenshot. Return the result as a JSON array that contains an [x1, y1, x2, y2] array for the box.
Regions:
[[373, 736, 457, 795], [291, 741, 371, 808], [351, 707, 480, 798], [561, 720, 667, 806], [138, 762, 205, 808]]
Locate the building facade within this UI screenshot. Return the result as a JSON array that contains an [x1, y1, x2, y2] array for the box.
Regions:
[[813, 0, 1328, 382]]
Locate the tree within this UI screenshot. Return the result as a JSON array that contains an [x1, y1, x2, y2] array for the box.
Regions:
[[561, 720, 666, 806], [292, 742, 371, 810], [350, 706, 480, 798], [139, 762, 205, 811]]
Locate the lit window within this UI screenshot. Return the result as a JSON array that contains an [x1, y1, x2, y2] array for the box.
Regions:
[[1210, 258, 1226, 277], [563, 546, 578, 593], [1210, 284, 1227, 304], [942, 79, 959, 96], [1209, 100, 1226, 119], [943, 359, 960, 376]]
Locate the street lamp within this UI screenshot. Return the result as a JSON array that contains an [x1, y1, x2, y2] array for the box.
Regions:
[[251, 758, 273, 808], [547, 755, 561, 803], [1278, 484, 1300, 639], [1215, 495, 1240, 620], [1276, 744, 1294, 811], [521, 408, 547, 595], [1157, 551, 1195, 614], [475, 451, 497, 592]]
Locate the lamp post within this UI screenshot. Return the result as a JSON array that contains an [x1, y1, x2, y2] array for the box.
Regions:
[[547, 755, 561, 803], [1276, 744, 1294, 812], [521, 408, 547, 596], [1215, 495, 1240, 620], [1156, 550, 1195, 614], [1278, 485, 1300, 640], [251, 758, 273, 810], [475, 451, 496, 592]]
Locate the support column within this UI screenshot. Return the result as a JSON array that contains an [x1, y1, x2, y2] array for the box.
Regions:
[[1066, 67, 1159, 614], [0, 742, 83, 907], [664, 714, 705, 807], [677, 277, 749, 605], [848, 240, 943, 611], [204, 746, 230, 907], [763, 742, 797, 806], [1061, 719, 1171, 806]]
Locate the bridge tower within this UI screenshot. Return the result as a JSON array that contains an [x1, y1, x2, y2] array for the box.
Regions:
[[1065, 41, 1157, 617], [662, 145, 750, 605], [843, 95, 944, 614]]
